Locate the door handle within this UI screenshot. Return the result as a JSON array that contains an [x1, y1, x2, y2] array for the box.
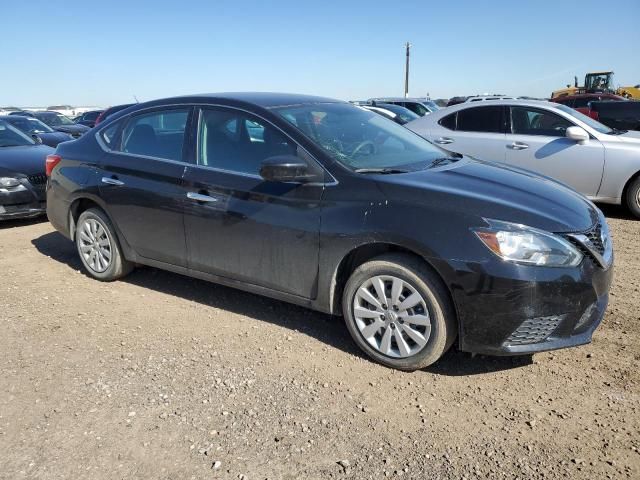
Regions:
[[187, 192, 219, 203], [101, 176, 124, 186], [508, 142, 529, 150], [435, 137, 454, 145]]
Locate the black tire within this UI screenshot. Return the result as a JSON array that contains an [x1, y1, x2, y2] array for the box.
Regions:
[[342, 253, 456, 371], [75, 208, 133, 281], [625, 176, 640, 219]]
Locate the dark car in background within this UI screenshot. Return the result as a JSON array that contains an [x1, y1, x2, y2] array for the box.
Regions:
[[46, 93, 613, 370], [94, 103, 136, 126], [74, 110, 104, 128], [32, 111, 90, 138], [2, 115, 73, 147], [583, 101, 640, 131], [0, 119, 53, 220], [551, 93, 627, 117]]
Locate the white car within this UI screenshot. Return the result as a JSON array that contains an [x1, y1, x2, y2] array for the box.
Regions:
[[406, 99, 640, 217]]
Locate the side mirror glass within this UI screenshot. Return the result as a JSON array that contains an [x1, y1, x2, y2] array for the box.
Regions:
[[566, 126, 589, 143], [31, 134, 43, 144], [259, 155, 312, 183]]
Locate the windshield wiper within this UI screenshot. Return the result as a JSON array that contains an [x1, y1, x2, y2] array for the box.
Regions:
[[354, 167, 409, 174], [429, 157, 461, 167]]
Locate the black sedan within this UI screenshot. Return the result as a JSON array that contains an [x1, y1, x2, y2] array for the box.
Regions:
[[74, 110, 104, 128], [32, 111, 90, 138], [0, 119, 53, 220], [1, 115, 73, 147], [46, 93, 613, 370]]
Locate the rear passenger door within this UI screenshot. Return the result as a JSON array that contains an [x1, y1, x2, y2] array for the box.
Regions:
[[98, 107, 194, 267], [431, 106, 507, 162], [182, 106, 325, 298]]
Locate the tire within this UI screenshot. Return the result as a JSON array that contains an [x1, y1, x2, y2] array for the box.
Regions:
[[625, 176, 640, 219], [75, 208, 133, 281], [342, 253, 456, 371]]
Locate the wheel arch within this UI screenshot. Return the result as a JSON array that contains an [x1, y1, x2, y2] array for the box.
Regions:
[[621, 169, 640, 205], [329, 242, 457, 321]]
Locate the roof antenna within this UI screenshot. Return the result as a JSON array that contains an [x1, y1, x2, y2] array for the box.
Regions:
[[133, 95, 139, 103]]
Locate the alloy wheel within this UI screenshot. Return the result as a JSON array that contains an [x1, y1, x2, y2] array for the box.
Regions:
[[352, 275, 431, 358], [78, 218, 112, 273]]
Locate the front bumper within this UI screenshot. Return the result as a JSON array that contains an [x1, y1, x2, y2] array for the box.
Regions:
[[0, 179, 46, 220], [446, 252, 613, 356]]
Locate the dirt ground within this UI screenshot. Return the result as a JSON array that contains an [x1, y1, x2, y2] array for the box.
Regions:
[[1, 206, 638, 480]]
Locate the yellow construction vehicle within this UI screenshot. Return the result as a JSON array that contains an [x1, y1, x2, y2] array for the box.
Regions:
[[551, 71, 640, 100]]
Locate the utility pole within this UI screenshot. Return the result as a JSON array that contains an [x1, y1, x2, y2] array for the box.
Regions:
[[404, 42, 411, 98]]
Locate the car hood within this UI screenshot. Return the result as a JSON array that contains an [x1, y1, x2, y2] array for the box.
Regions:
[[36, 131, 73, 147], [0, 145, 53, 176], [378, 158, 599, 233], [615, 130, 640, 144], [53, 124, 90, 134]]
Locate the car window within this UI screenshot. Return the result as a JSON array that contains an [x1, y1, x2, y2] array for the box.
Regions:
[[404, 102, 429, 116], [198, 108, 298, 175], [101, 121, 121, 148], [439, 113, 457, 130], [572, 98, 593, 108], [84, 111, 100, 121], [510, 107, 573, 137], [456, 106, 503, 133], [120, 109, 189, 161]]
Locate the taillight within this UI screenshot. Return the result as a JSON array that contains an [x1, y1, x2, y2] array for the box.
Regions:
[[46, 154, 62, 177]]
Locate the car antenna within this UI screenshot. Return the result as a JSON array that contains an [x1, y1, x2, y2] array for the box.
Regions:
[[133, 95, 139, 103]]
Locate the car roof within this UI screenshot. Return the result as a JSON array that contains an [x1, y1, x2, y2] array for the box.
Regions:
[[368, 97, 424, 103], [173, 92, 342, 108], [437, 98, 566, 113]]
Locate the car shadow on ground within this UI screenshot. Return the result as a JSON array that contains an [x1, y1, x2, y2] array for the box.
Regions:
[[31, 230, 532, 377], [0, 216, 48, 230], [598, 203, 636, 221]]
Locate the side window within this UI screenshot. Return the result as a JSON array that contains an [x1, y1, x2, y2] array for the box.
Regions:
[[510, 107, 573, 137], [198, 108, 298, 175], [101, 121, 121, 148], [439, 113, 456, 130], [572, 98, 592, 108], [456, 106, 503, 133], [120, 109, 189, 161]]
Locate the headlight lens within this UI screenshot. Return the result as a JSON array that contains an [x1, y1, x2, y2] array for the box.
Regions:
[[0, 177, 21, 188], [474, 219, 583, 267]]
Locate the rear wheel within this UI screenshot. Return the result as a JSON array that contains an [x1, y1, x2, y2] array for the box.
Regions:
[[75, 208, 133, 281], [625, 176, 640, 219], [342, 253, 456, 371]]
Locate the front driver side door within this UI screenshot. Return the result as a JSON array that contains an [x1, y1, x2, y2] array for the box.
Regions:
[[182, 106, 325, 298], [504, 106, 605, 196]]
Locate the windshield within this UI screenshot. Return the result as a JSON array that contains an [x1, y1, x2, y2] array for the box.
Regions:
[[423, 101, 440, 112], [273, 102, 448, 171], [8, 117, 54, 134], [555, 104, 614, 134], [0, 120, 36, 147], [37, 113, 75, 126]]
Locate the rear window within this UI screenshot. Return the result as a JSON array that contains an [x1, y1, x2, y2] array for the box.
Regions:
[[118, 109, 189, 161], [439, 113, 456, 130], [456, 106, 503, 133]]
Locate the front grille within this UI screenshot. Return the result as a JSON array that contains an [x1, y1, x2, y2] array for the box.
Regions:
[[504, 315, 564, 346], [28, 173, 47, 186], [565, 221, 607, 265]]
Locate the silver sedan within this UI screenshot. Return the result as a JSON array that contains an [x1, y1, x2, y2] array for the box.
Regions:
[[406, 99, 640, 218]]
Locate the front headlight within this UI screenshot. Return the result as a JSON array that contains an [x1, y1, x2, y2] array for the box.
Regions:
[[474, 219, 583, 267], [0, 177, 21, 188]]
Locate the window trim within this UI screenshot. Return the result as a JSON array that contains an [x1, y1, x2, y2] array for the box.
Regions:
[[194, 105, 334, 184], [508, 105, 577, 137]]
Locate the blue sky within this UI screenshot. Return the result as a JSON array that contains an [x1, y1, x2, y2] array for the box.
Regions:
[[3, 0, 639, 106]]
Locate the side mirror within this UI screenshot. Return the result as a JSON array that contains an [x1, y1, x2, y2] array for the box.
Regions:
[[259, 155, 311, 183], [566, 126, 589, 144], [31, 134, 43, 144]]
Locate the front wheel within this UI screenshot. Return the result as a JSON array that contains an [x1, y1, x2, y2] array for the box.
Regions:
[[342, 253, 456, 371], [75, 208, 133, 281], [625, 177, 640, 219]]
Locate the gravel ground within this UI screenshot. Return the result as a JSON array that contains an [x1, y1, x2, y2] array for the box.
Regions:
[[0, 206, 638, 479]]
